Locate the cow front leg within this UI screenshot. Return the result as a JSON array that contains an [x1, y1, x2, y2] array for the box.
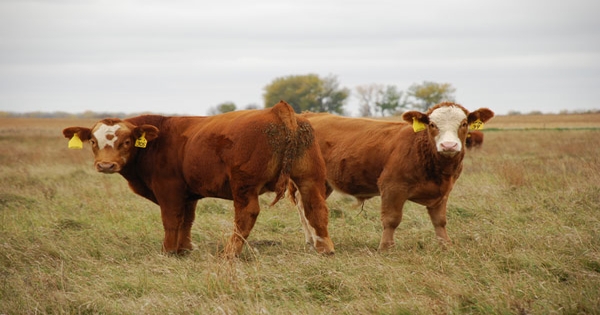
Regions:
[[157, 189, 197, 255], [379, 191, 407, 251], [160, 206, 182, 254], [427, 201, 451, 244], [224, 193, 261, 258], [176, 200, 198, 253]]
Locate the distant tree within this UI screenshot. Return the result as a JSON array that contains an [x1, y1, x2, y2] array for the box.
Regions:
[[208, 102, 237, 115], [376, 85, 406, 116], [355, 84, 406, 117], [263, 74, 349, 114], [355, 84, 383, 117], [406, 81, 456, 111], [244, 103, 259, 110], [358, 103, 372, 117]]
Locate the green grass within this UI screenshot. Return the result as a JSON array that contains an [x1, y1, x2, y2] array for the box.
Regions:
[[1, 120, 600, 314]]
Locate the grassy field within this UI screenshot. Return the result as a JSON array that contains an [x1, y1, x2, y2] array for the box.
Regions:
[[1, 114, 599, 314]]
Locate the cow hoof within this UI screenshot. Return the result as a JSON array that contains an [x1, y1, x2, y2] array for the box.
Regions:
[[314, 237, 335, 255], [377, 242, 395, 252], [320, 249, 335, 256]]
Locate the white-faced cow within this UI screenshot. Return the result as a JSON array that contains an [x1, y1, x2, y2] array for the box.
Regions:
[[63, 101, 334, 258], [291, 102, 494, 250]]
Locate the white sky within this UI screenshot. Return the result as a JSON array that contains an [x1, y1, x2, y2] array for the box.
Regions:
[[1, 0, 599, 116]]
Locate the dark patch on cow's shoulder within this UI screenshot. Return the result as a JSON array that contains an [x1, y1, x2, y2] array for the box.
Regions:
[[208, 134, 234, 157]]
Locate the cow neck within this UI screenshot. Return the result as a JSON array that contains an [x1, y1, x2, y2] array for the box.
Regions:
[[416, 133, 464, 182]]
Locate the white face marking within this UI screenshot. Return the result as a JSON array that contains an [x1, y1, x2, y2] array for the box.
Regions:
[[93, 124, 121, 149], [428, 106, 467, 153]]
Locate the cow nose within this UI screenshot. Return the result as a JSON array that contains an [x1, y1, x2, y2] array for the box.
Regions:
[[440, 141, 459, 151], [96, 162, 117, 172]]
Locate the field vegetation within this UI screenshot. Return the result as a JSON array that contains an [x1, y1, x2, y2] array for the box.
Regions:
[[1, 114, 599, 314]]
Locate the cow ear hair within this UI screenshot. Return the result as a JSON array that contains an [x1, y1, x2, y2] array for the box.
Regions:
[[402, 111, 429, 124], [468, 108, 495, 124], [133, 125, 159, 141], [62, 127, 92, 140]]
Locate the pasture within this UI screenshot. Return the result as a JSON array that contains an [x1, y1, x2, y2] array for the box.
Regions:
[[1, 114, 599, 314]]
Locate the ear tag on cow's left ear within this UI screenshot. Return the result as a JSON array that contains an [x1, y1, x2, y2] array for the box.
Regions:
[[469, 119, 484, 130], [412, 117, 427, 133], [135, 132, 147, 148], [68, 134, 83, 149]]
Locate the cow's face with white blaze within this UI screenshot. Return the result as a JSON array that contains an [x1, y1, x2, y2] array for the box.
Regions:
[[63, 119, 159, 173], [402, 102, 494, 157]]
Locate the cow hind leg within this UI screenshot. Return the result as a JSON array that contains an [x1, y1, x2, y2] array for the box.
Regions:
[[294, 181, 334, 255], [294, 189, 316, 246], [225, 192, 261, 258]]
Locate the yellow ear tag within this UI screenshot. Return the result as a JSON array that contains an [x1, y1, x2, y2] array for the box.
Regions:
[[135, 132, 147, 148], [469, 119, 484, 130], [68, 134, 83, 149], [412, 117, 427, 133]]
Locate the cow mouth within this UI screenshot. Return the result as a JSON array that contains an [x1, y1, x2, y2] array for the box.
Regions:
[[439, 150, 459, 157], [95, 162, 120, 173]]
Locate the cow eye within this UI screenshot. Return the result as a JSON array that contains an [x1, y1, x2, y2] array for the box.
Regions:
[[90, 139, 96, 146], [429, 122, 437, 129], [461, 121, 468, 128]]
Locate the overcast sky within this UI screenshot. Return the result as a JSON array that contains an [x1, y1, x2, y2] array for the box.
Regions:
[[1, 0, 599, 116]]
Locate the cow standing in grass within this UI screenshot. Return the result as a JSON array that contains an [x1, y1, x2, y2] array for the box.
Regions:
[[291, 102, 494, 250], [466, 130, 485, 149], [63, 101, 334, 258]]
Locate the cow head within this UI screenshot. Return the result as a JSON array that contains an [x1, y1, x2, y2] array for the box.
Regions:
[[63, 119, 159, 173], [402, 102, 494, 157]]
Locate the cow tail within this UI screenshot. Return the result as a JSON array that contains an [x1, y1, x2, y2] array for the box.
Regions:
[[269, 101, 300, 206]]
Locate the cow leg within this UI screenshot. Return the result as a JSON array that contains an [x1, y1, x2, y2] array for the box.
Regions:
[[379, 191, 407, 251], [224, 191, 261, 258], [294, 180, 335, 255], [293, 189, 315, 246], [177, 200, 198, 253], [156, 184, 197, 255], [427, 201, 452, 244], [160, 204, 183, 254]]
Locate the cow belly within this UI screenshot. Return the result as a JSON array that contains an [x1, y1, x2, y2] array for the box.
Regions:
[[325, 158, 382, 197]]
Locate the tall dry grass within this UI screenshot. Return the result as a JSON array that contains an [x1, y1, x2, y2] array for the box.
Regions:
[[1, 117, 599, 314]]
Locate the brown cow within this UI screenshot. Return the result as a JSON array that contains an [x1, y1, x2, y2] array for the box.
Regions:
[[466, 130, 484, 149], [63, 101, 334, 258], [292, 102, 494, 250]]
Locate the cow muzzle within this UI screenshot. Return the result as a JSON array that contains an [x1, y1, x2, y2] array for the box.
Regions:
[[95, 161, 119, 173], [439, 141, 460, 157]]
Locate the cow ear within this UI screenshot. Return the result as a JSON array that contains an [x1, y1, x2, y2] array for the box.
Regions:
[[468, 108, 495, 124], [63, 127, 92, 149], [63, 127, 92, 140], [402, 111, 429, 124], [402, 111, 429, 132], [133, 125, 159, 142]]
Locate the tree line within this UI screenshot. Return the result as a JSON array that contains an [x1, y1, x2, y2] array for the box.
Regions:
[[211, 74, 457, 116]]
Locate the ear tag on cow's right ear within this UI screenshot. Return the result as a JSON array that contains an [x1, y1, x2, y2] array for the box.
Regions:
[[135, 132, 147, 148], [469, 119, 484, 130], [68, 134, 83, 149], [412, 117, 427, 133]]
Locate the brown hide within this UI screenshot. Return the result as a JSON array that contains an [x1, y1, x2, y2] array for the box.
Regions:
[[466, 131, 484, 149], [295, 102, 494, 250], [63, 101, 334, 257]]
